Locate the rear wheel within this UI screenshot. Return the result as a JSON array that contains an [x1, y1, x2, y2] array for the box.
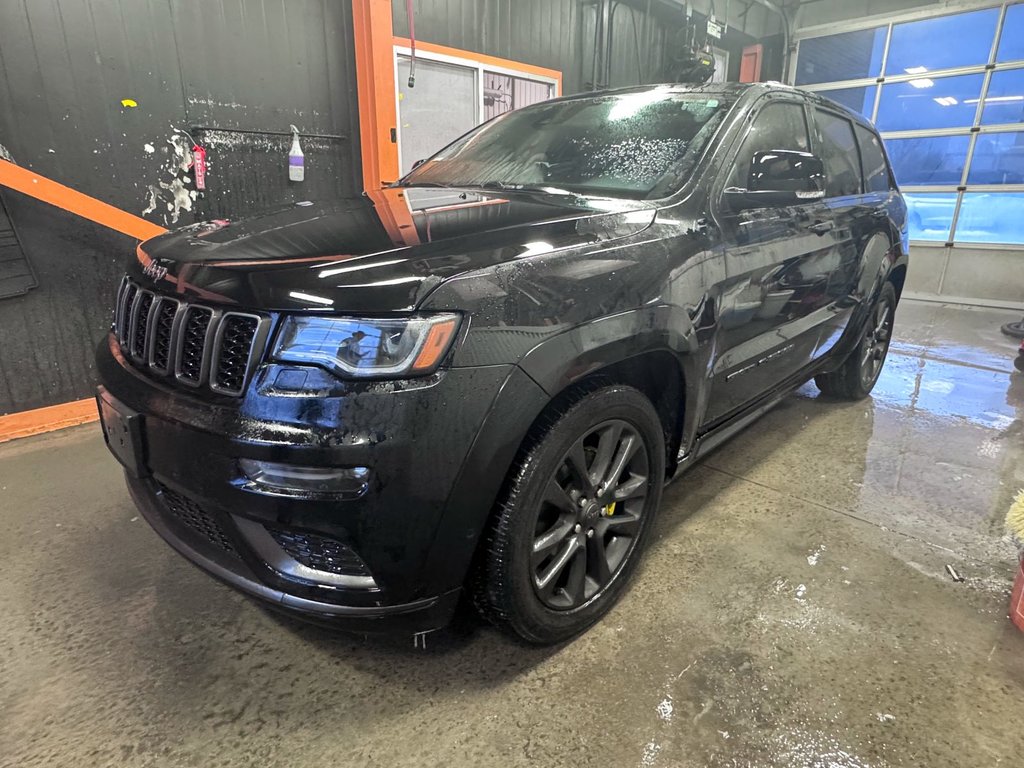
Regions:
[[815, 282, 896, 400], [472, 385, 665, 645]]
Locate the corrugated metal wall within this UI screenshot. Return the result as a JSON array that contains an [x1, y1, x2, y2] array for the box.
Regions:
[[392, 0, 775, 92], [0, 0, 361, 414]]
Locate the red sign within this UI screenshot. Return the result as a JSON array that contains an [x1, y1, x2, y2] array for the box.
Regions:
[[192, 145, 207, 191]]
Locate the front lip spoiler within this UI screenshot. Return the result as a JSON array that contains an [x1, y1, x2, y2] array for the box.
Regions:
[[127, 478, 441, 619]]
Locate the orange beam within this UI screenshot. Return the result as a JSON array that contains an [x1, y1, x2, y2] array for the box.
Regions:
[[0, 159, 166, 242], [352, 0, 400, 191], [0, 398, 98, 445], [393, 38, 563, 94]]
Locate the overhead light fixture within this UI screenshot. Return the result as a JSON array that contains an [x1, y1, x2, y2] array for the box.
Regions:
[[933, 96, 958, 106], [904, 66, 929, 75], [908, 78, 935, 89]]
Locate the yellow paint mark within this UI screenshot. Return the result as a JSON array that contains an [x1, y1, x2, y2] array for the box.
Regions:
[[121, 98, 138, 108]]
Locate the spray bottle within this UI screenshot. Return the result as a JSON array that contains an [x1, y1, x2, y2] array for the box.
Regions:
[[288, 125, 304, 182]]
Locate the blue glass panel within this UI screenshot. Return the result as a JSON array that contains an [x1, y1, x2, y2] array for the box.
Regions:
[[981, 69, 1024, 125], [968, 132, 1024, 184], [954, 192, 1024, 244], [885, 135, 970, 186], [795, 28, 886, 85], [904, 192, 957, 241], [876, 74, 984, 131], [885, 8, 1000, 74], [997, 3, 1024, 62], [817, 85, 877, 118]]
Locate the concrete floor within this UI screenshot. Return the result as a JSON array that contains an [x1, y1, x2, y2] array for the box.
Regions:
[[3, 299, 1024, 768]]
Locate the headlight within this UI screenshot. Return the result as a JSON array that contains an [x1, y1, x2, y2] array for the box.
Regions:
[[272, 314, 461, 378]]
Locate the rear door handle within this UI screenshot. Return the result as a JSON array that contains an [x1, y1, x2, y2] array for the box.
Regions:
[[809, 220, 834, 235]]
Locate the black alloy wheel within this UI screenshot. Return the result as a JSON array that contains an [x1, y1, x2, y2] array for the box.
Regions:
[[531, 419, 649, 610], [472, 384, 665, 645], [815, 281, 897, 400], [859, 290, 894, 391]]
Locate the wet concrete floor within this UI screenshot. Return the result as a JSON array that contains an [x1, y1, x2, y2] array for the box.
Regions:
[[2, 299, 1024, 767]]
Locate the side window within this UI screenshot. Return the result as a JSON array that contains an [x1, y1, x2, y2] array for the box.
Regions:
[[814, 109, 863, 197], [855, 124, 891, 193], [727, 101, 811, 189]]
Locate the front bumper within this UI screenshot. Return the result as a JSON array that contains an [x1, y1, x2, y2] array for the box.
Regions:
[[96, 333, 549, 632]]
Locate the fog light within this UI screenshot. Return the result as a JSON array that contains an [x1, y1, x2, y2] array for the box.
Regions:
[[239, 459, 370, 499]]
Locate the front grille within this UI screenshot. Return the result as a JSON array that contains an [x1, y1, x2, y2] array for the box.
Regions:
[[112, 277, 266, 397], [130, 291, 155, 360], [150, 298, 179, 373], [157, 483, 238, 556], [266, 527, 372, 578], [177, 306, 213, 384], [212, 314, 261, 395]]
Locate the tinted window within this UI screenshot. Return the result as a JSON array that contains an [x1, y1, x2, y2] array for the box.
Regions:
[[726, 101, 810, 189], [402, 90, 735, 200], [795, 27, 887, 85], [875, 73, 985, 132], [816, 85, 877, 119], [982, 69, 1024, 125], [967, 132, 1024, 185], [855, 125, 890, 193], [814, 109, 862, 197], [885, 135, 971, 186], [885, 8, 1000, 74], [954, 192, 1024, 244], [904, 192, 957, 242], [997, 3, 1024, 62]]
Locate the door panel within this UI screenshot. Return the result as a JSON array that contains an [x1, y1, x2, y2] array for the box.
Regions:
[[702, 97, 836, 428], [705, 201, 837, 424], [810, 110, 884, 359]]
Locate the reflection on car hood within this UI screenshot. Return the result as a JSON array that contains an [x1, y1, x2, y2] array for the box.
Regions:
[[133, 187, 656, 312]]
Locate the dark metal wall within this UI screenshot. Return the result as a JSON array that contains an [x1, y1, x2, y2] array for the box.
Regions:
[[392, 0, 772, 92], [0, 0, 361, 414]]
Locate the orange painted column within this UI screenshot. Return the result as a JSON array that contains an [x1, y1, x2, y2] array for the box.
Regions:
[[352, 0, 400, 191]]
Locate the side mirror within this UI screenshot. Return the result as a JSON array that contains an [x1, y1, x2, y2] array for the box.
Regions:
[[724, 150, 825, 210], [412, 158, 426, 169]]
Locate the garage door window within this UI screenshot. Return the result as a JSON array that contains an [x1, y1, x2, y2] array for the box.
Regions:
[[795, 1, 1024, 246]]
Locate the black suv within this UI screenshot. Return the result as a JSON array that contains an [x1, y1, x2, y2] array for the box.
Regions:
[[97, 83, 907, 644]]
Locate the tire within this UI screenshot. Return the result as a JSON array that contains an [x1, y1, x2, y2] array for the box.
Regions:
[[815, 281, 897, 400], [471, 384, 665, 645], [1015, 354, 1024, 374]]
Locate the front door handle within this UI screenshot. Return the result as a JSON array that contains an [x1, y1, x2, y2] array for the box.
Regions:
[[809, 220, 834, 235]]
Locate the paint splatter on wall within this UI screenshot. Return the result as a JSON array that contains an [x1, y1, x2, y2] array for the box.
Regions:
[[141, 132, 197, 225]]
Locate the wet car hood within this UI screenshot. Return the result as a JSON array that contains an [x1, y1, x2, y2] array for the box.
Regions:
[[133, 187, 656, 313]]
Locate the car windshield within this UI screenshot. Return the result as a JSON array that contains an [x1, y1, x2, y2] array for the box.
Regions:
[[399, 88, 735, 200]]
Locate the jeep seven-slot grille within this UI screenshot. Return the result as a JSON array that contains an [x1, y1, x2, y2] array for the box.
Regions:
[[113, 277, 265, 397], [213, 314, 260, 395]]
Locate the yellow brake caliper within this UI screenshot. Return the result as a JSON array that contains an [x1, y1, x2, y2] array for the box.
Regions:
[[605, 501, 616, 517]]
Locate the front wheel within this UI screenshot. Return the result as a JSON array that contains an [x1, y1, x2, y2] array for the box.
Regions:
[[815, 281, 897, 400], [471, 385, 665, 645]]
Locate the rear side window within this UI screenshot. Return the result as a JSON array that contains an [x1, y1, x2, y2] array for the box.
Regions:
[[727, 101, 811, 189], [855, 124, 891, 192], [814, 108, 862, 197]]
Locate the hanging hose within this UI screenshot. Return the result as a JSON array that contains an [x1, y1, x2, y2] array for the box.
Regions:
[[406, 0, 416, 88]]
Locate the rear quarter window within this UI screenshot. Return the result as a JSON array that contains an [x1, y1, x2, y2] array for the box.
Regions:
[[854, 124, 892, 193], [814, 108, 863, 197]]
